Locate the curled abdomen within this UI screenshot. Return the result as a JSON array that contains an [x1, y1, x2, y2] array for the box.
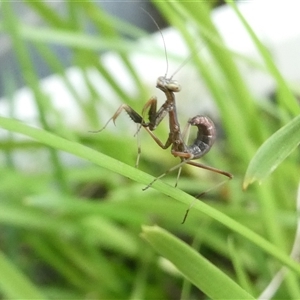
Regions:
[[187, 115, 216, 159]]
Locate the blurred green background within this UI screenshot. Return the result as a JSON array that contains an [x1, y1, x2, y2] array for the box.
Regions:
[[0, 1, 300, 299]]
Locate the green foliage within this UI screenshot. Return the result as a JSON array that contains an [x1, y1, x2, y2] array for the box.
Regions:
[[0, 1, 299, 299]]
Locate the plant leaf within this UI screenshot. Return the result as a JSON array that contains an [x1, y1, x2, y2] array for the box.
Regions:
[[1, 116, 300, 276], [0, 250, 45, 299], [141, 225, 255, 300], [244, 114, 300, 189]]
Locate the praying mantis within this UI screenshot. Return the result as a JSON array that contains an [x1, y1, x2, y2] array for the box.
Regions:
[[91, 10, 233, 222]]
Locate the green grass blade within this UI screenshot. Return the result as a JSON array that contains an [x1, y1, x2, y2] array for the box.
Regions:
[[1, 116, 300, 276], [244, 114, 300, 188], [24, 0, 69, 29], [141, 225, 255, 299], [226, 1, 299, 116], [228, 237, 254, 295], [2, 2, 70, 193], [0, 24, 136, 53], [0, 250, 45, 299]]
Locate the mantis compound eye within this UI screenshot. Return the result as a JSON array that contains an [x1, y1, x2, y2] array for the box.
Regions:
[[166, 80, 181, 92], [156, 77, 181, 92]]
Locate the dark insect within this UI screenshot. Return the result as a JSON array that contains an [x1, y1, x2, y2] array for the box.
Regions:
[[91, 10, 233, 222]]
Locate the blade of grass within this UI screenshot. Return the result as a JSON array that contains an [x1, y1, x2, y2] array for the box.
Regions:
[[25, 234, 97, 291], [31, 41, 98, 128], [228, 236, 255, 296], [141, 225, 255, 299], [226, 0, 300, 117], [244, 114, 300, 188], [1, 116, 300, 275], [24, 0, 70, 29], [0, 250, 45, 299], [80, 1, 149, 101], [25, 0, 146, 39], [0, 24, 138, 53], [2, 2, 69, 193]]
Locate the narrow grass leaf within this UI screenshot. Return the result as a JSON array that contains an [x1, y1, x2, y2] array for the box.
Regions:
[[228, 236, 254, 295], [226, 1, 300, 116], [244, 115, 300, 188], [0, 250, 45, 299], [141, 225, 255, 299], [1, 116, 300, 275]]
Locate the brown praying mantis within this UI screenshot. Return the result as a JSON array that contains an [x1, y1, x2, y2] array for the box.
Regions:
[[91, 11, 233, 222]]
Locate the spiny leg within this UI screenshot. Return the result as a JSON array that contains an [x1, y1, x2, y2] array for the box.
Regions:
[[90, 101, 174, 169], [90, 104, 145, 168], [142, 96, 158, 125], [133, 96, 157, 137], [134, 95, 172, 166], [89, 104, 143, 133], [142, 95, 171, 131], [134, 96, 169, 141]]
